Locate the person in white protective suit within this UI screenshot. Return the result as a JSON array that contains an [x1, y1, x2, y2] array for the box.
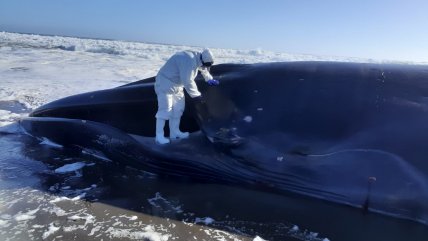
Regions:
[[154, 49, 220, 144]]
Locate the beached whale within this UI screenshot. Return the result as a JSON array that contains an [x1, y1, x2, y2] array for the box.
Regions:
[[20, 61, 428, 225]]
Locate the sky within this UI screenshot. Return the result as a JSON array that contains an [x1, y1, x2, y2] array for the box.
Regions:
[[1, 0, 427, 62]]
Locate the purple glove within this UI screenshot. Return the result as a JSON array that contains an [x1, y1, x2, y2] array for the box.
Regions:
[[207, 79, 220, 86]]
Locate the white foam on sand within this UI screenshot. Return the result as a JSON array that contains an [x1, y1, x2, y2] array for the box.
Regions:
[[47, 206, 69, 217], [88, 225, 102, 236], [62, 213, 96, 233], [202, 228, 237, 241], [42, 222, 60, 239], [49, 192, 86, 203], [54, 162, 86, 174], [68, 214, 95, 223], [119, 215, 138, 221], [106, 225, 171, 241], [14, 208, 39, 221], [0, 219, 10, 228]]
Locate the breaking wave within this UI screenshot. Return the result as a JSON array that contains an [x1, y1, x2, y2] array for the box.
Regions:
[[0, 32, 185, 57], [0, 31, 398, 64]]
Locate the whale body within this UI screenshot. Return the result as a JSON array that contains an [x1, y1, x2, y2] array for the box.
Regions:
[[20, 61, 428, 224]]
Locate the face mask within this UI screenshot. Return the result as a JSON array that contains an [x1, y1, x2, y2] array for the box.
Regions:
[[202, 61, 213, 67]]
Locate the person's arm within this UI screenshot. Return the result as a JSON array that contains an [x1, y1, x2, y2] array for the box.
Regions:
[[199, 67, 213, 81], [200, 67, 220, 86], [179, 60, 201, 98]]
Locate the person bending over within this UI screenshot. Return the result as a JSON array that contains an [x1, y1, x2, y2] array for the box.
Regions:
[[154, 49, 219, 144]]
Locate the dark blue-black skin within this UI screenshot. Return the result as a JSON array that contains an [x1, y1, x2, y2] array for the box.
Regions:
[[21, 61, 428, 225]]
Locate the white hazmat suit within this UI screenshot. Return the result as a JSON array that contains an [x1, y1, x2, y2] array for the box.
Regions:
[[154, 49, 215, 144]]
